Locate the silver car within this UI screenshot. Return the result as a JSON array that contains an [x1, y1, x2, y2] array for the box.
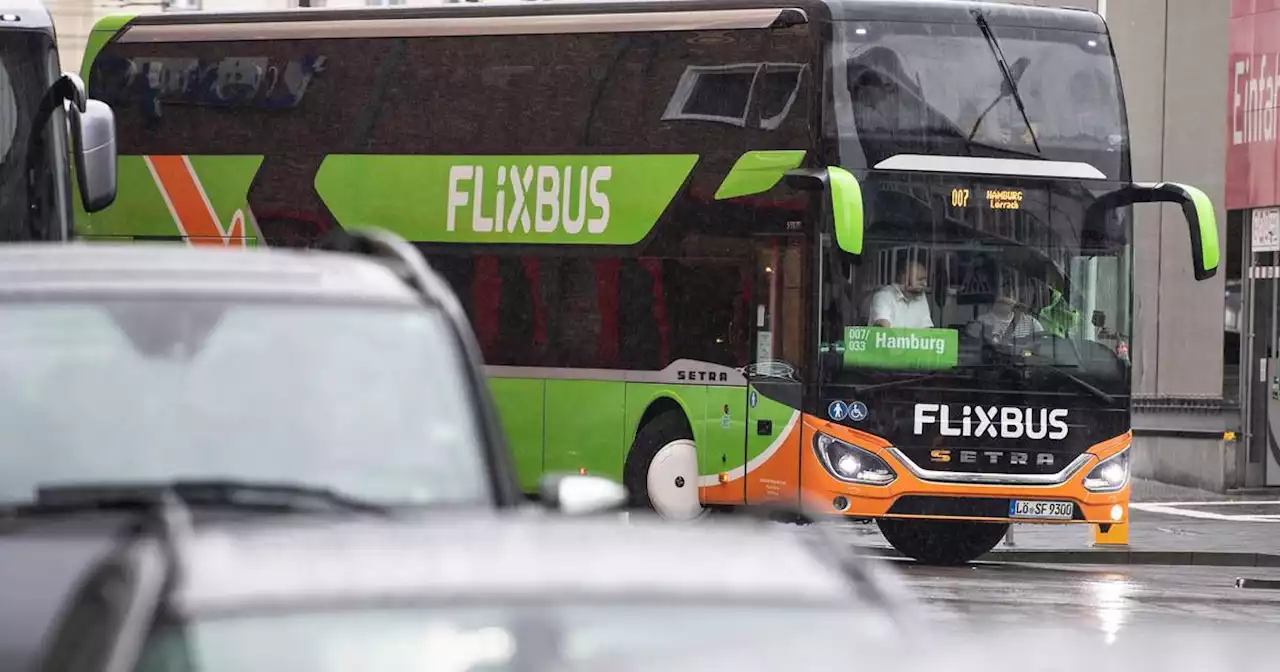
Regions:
[[36, 507, 913, 672]]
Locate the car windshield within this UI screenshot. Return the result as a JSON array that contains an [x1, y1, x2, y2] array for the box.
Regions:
[[134, 602, 892, 672], [0, 30, 57, 241], [0, 299, 490, 506]]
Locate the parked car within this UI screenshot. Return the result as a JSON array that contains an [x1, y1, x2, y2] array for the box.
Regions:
[[33, 504, 914, 672], [0, 230, 625, 670]]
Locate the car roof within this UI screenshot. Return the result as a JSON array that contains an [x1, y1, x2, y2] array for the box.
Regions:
[[0, 242, 422, 305], [157, 511, 866, 615]]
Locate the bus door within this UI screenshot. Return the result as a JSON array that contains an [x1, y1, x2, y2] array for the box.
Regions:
[[745, 234, 807, 506]]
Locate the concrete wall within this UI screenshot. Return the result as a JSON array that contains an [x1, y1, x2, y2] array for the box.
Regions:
[[1108, 0, 1229, 399], [1107, 0, 1233, 490]]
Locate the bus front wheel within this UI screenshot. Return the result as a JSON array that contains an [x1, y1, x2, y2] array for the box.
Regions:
[[623, 410, 706, 521], [876, 518, 1008, 566]]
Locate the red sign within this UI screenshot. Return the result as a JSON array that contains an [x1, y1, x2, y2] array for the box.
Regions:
[[1228, 1, 1280, 209]]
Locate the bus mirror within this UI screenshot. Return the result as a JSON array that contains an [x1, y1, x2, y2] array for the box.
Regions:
[[70, 99, 118, 213], [827, 166, 864, 257], [783, 168, 826, 191], [1087, 182, 1219, 281], [782, 167, 864, 256]]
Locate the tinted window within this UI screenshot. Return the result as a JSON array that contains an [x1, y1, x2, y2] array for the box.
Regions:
[[89, 22, 817, 374], [0, 301, 490, 505], [831, 21, 1127, 179], [89, 26, 813, 246]]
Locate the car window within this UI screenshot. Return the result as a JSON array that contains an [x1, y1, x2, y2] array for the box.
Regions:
[[132, 602, 892, 672], [0, 300, 491, 506]]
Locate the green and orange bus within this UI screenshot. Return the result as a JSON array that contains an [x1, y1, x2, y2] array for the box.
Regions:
[[76, 0, 1218, 564]]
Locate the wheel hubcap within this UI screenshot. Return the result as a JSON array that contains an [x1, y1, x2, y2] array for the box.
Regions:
[[646, 438, 705, 521]]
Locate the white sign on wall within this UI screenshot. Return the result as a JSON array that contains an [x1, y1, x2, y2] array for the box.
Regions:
[[1253, 207, 1280, 252]]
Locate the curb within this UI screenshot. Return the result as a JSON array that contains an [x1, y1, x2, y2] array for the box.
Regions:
[[859, 546, 1280, 568]]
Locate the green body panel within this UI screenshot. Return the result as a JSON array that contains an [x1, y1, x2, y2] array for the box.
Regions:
[[486, 378, 546, 492], [828, 166, 864, 255], [81, 15, 135, 81], [76, 155, 264, 244], [544, 380, 628, 480], [746, 384, 802, 464], [714, 150, 806, 200], [483, 376, 797, 494], [622, 383, 709, 472], [314, 155, 699, 245], [702, 385, 748, 482]]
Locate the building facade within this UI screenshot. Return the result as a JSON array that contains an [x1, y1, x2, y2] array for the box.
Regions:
[[1226, 0, 1280, 489], [45, 0, 1252, 490]]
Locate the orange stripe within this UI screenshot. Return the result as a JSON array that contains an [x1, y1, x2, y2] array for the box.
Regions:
[[148, 155, 226, 247], [229, 210, 244, 243]]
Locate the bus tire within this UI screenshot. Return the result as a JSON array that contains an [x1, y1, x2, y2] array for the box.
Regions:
[[876, 518, 1008, 566], [623, 410, 705, 521]]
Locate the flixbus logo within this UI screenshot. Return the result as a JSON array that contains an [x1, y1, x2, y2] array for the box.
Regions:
[[913, 403, 1069, 441], [447, 164, 611, 236], [313, 154, 700, 246]]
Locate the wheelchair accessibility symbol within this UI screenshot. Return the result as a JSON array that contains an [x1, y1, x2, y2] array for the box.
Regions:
[[848, 401, 868, 422]]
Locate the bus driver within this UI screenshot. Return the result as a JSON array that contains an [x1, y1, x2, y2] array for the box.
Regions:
[[868, 259, 934, 329]]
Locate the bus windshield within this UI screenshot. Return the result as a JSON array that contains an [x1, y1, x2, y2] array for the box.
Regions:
[[818, 174, 1133, 401], [831, 20, 1127, 179]]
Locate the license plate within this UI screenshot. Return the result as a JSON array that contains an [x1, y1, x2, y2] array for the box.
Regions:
[[1009, 499, 1074, 520]]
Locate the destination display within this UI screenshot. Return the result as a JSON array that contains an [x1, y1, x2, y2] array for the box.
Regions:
[[842, 326, 959, 370], [949, 186, 1025, 210]]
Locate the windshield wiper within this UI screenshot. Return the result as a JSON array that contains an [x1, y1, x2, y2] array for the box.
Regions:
[[851, 372, 955, 395], [986, 342, 1117, 405], [967, 9, 1041, 154], [1036, 364, 1116, 406], [5, 479, 390, 517]]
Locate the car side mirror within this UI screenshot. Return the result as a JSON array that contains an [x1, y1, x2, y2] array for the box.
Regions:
[[1086, 182, 1218, 281], [32, 73, 117, 215], [70, 98, 117, 213], [784, 167, 864, 258], [538, 473, 628, 515]]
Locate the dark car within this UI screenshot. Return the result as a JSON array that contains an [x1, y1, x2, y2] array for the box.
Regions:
[[0, 230, 625, 669], [34, 504, 914, 672]]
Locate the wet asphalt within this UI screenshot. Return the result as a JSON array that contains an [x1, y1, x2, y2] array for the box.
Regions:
[[892, 560, 1280, 636], [874, 497, 1280, 639]]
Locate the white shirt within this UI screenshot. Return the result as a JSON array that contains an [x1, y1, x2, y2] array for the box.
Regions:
[[868, 285, 934, 329]]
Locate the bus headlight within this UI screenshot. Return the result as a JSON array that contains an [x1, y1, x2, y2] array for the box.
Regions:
[[814, 433, 896, 485], [1083, 449, 1130, 492]]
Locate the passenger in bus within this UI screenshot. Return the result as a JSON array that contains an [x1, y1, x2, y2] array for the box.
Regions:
[[868, 260, 934, 329], [970, 285, 1043, 344]]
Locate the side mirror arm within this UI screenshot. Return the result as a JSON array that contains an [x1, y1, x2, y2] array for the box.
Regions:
[[785, 167, 864, 257], [1086, 182, 1219, 281]]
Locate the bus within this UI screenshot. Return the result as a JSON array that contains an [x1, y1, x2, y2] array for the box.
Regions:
[[76, 0, 1219, 565], [2, 0, 117, 241]]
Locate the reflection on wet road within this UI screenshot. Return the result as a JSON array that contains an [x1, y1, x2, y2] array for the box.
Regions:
[[890, 560, 1280, 640]]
